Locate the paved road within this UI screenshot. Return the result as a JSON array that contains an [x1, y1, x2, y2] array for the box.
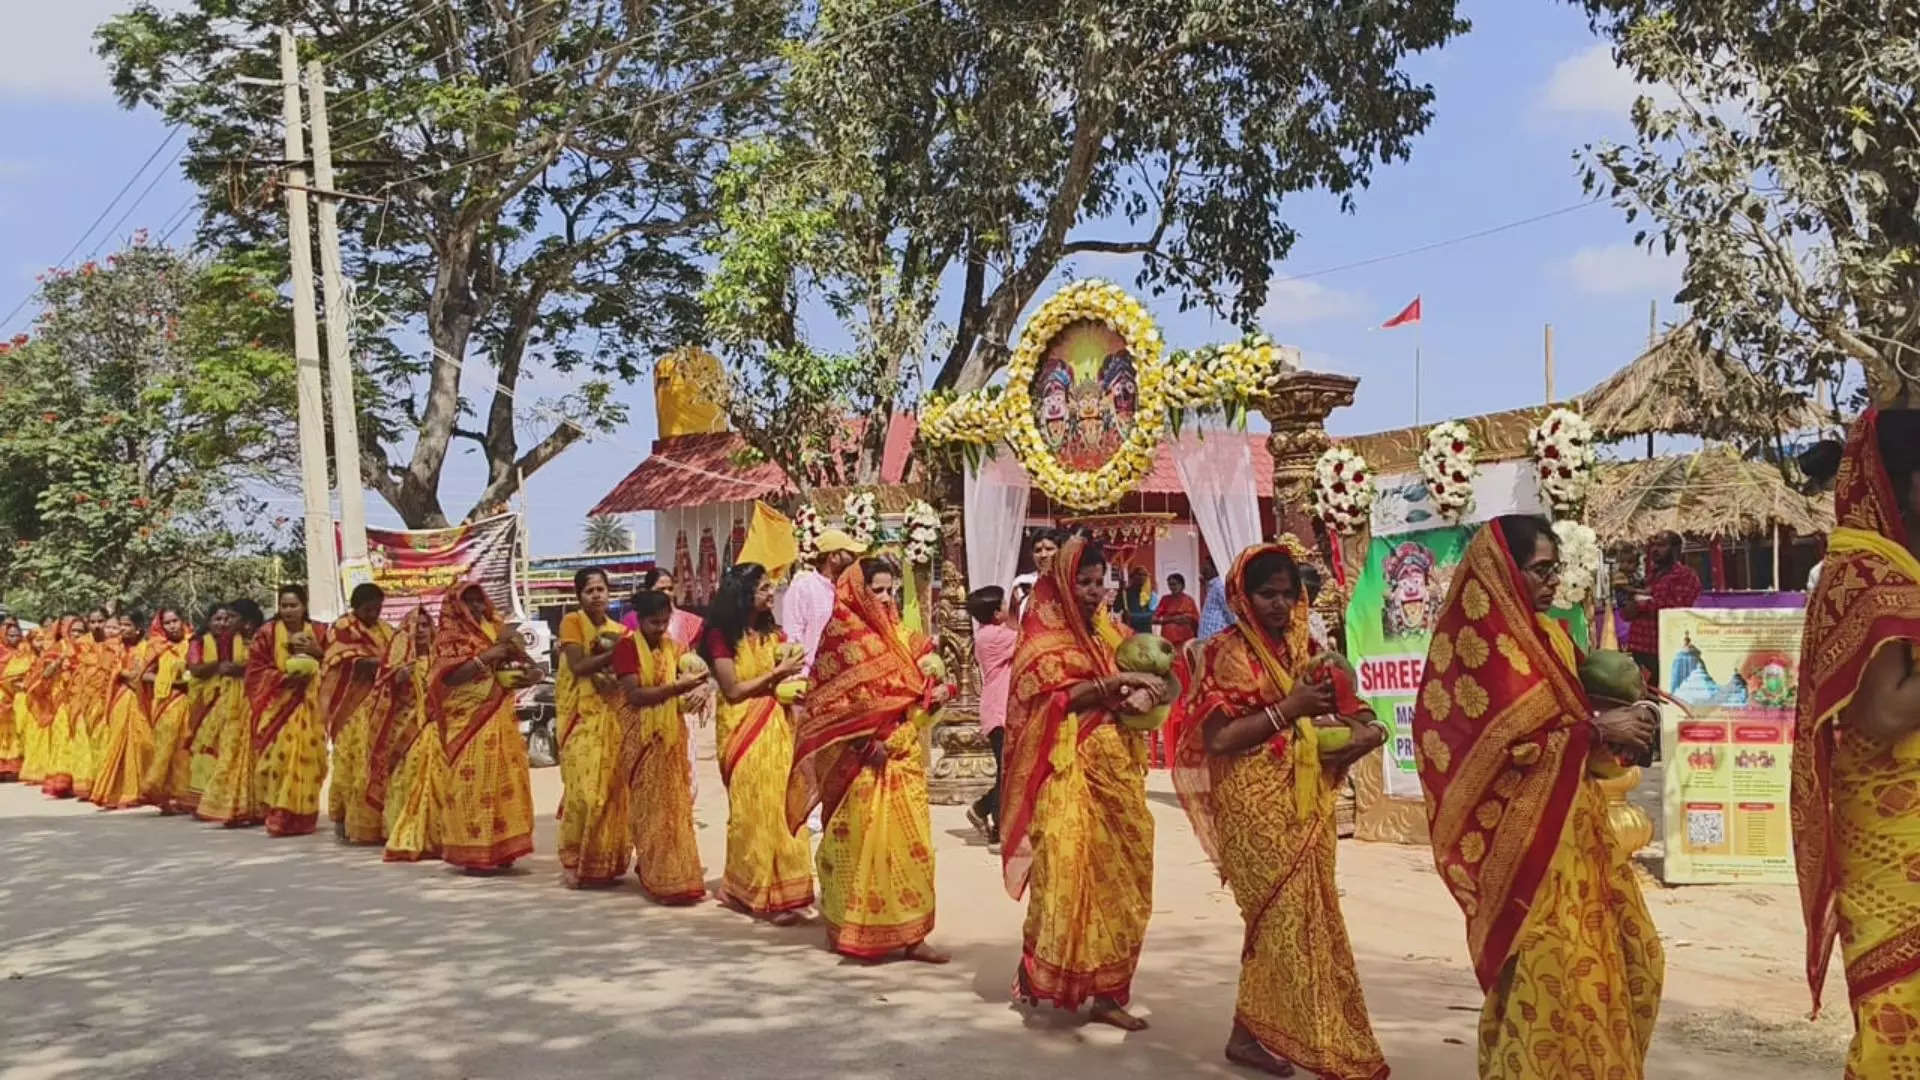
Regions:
[[0, 760, 1830, 1080]]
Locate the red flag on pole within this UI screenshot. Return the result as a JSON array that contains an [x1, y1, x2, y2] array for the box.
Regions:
[[1381, 296, 1421, 329]]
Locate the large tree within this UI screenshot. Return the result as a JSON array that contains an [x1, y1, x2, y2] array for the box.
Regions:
[[1578, 0, 1920, 409], [0, 240, 296, 617], [701, 0, 1467, 484], [100, 0, 786, 527]]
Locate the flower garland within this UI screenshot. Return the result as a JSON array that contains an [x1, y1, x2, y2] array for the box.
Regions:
[[1162, 334, 1297, 416], [793, 503, 824, 562], [1418, 421, 1478, 522], [1551, 520, 1601, 609], [1001, 280, 1169, 510], [903, 499, 940, 565], [918, 386, 1005, 445], [1528, 407, 1597, 515], [1311, 447, 1374, 535], [842, 490, 878, 547]]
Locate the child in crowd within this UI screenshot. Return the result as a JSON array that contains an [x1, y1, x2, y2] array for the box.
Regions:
[[965, 586, 1015, 848]]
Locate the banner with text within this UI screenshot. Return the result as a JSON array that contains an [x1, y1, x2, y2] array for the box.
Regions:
[[1658, 606, 1802, 885], [352, 514, 523, 623]]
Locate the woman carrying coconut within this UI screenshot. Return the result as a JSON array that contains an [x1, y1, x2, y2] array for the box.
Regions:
[[702, 562, 811, 922], [612, 588, 709, 903], [788, 556, 951, 962], [432, 581, 539, 872], [251, 584, 330, 837], [1792, 408, 1920, 1077], [1413, 515, 1663, 1079], [555, 567, 634, 887], [320, 584, 395, 844], [1002, 536, 1169, 1030], [190, 603, 259, 824], [1174, 544, 1389, 1079], [376, 609, 444, 862]]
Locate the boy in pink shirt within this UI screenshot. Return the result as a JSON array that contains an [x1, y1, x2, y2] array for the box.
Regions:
[[965, 586, 1016, 847]]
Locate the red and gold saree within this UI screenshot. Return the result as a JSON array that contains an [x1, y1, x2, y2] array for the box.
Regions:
[[188, 628, 253, 822], [29, 620, 76, 793], [91, 625, 168, 810], [1413, 523, 1662, 1079], [15, 628, 54, 786], [320, 613, 396, 844], [379, 611, 447, 862], [788, 562, 938, 957], [1793, 407, 1920, 1077], [137, 632, 194, 813], [615, 630, 706, 903], [1001, 536, 1154, 1009], [60, 634, 121, 800], [429, 583, 535, 870], [1174, 544, 1388, 1080], [250, 618, 330, 837]]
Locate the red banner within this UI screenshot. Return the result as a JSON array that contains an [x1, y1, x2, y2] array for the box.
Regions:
[[346, 514, 522, 623]]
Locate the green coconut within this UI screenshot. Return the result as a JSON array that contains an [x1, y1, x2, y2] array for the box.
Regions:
[[1579, 649, 1647, 707], [678, 654, 709, 678], [1115, 633, 1175, 677], [918, 653, 949, 681], [1120, 703, 1171, 732], [1315, 725, 1355, 752]]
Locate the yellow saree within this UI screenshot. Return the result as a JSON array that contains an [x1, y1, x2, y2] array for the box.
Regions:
[[1793, 408, 1920, 1077], [1002, 537, 1155, 1010], [713, 628, 813, 915], [557, 608, 634, 886], [138, 634, 193, 813], [430, 584, 535, 871], [320, 613, 396, 844], [15, 630, 53, 786], [789, 562, 939, 957], [60, 635, 120, 800], [614, 630, 706, 903], [0, 638, 30, 779], [251, 619, 330, 837], [92, 632, 166, 810], [379, 611, 446, 862], [1174, 544, 1388, 1080], [188, 630, 253, 822], [31, 621, 77, 794], [1414, 522, 1663, 1079]]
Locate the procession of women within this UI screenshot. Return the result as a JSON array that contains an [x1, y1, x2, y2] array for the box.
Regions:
[[0, 407, 1913, 1080]]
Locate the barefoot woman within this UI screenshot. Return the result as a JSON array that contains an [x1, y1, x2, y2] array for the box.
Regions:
[[1002, 536, 1166, 1030], [431, 582, 537, 872]]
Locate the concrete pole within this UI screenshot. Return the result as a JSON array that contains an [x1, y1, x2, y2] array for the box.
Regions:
[[306, 57, 370, 572], [281, 28, 342, 620], [1544, 323, 1555, 403]]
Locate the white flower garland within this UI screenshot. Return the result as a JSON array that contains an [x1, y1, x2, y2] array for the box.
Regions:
[[842, 490, 879, 547], [1419, 421, 1478, 522], [793, 504, 823, 562], [1162, 334, 1297, 412], [1528, 407, 1597, 515], [1551, 520, 1601, 608], [903, 499, 940, 565], [1312, 447, 1375, 535]]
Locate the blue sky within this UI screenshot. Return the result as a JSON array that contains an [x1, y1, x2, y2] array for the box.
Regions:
[[0, 0, 1686, 555]]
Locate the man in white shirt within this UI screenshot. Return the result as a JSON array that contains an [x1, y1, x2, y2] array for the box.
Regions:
[[781, 528, 865, 673]]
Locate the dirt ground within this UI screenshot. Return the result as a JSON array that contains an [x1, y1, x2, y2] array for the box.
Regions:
[[0, 727, 1844, 1080]]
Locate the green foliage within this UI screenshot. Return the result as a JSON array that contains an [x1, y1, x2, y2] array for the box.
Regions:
[[98, 0, 787, 525], [0, 241, 297, 618], [580, 516, 634, 553], [1578, 0, 1920, 410]]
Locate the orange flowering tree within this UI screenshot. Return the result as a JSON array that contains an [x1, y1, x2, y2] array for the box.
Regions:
[[0, 240, 296, 616]]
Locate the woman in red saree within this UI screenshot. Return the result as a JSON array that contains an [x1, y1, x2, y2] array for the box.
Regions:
[[703, 562, 811, 922], [430, 582, 537, 872], [320, 584, 396, 844], [1002, 536, 1168, 1030], [1792, 407, 1920, 1077], [1174, 544, 1389, 1079], [250, 584, 330, 837], [378, 610, 445, 862], [788, 557, 951, 962], [1413, 515, 1663, 1079]]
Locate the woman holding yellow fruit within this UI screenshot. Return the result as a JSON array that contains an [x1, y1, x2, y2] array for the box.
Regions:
[[319, 583, 396, 844], [555, 567, 635, 887], [613, 588, 709, 904], [250, 584, 331, 837], [431, 581, 539, 872], [703, 562, 812, 923]]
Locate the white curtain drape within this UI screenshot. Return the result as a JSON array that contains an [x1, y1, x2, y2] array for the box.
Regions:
[[964, 448, 1032, 593], [1169, 423, 1263, 566]]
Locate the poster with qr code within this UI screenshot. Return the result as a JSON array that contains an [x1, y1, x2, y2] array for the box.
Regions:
[[1658, 607, 1801, 884]]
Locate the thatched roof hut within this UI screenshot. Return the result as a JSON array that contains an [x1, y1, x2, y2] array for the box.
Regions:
[[1578, 321, 1830, 440], [1588, 448, 1833, 546]]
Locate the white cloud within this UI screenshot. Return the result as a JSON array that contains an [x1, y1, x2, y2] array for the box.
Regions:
[[1259, 277, 1367, 327], [1538, 42, 1677, 118], [1559, 241, 1683, 296], [0, 2, 185, 101]]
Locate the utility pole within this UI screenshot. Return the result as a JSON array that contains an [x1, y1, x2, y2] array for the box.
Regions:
[[280, 28, 342, 620], [306, 56, 371, 581], [1543, 323, 1555, 404]]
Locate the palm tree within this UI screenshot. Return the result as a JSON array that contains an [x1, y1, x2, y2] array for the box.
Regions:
[[581, 516, 633, 554]]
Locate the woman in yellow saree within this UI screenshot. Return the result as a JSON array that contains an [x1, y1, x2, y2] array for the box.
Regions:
[[1413, 514, 1663, 1079], [320, 583, 396, 844], [613, 587, 709, 903], [93, 611, 186, 810], [59, 609, 119, 801], [377, 610, 444, 862], [1002, 536, 1167, 1030], [788, 557, 951, 961], [190, 602, 258, 823], [14, 625, 51, 786], [704, 562, 812, 923], [26, 617, 76, 791], [248, 584, 330, 837], [138, 610, 197, 814], [0, 618, 24, 779], [556, 568, 634, 887], [1792, 407, 1920, 1077], [430, 582, 537, 872], [1174, 544, 1390, 1079]]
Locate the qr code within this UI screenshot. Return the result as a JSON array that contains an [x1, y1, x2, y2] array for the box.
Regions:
[[1687, 807, 1726, 849]]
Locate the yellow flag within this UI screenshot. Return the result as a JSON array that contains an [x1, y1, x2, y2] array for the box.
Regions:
[[654, 347, 727, 437], [736, 501, 799, 576]]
